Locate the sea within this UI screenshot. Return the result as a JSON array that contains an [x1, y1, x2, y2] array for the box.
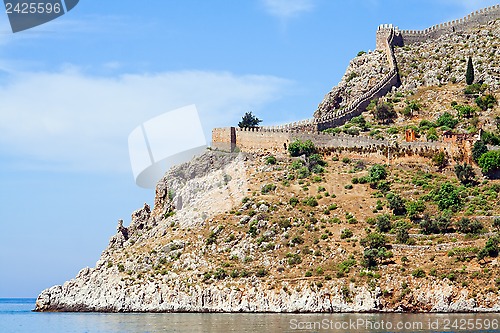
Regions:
[[2, 298, 500, 333]]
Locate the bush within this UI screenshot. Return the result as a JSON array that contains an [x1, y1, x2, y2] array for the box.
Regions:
[[303, 197, 318, 207], [286, 253, 302, 265], [432, 151, 448, 169], [265, 155, 277, 165], [394, 221, 411, 244], [256, 268, 267, 277], [472, 140, 488, 162], [297, 167, 310, 179], [375, 214, 392, 232], [436, 112, 458, 129], [455, 217, 484, 235], [464, 83, 487, 95], [478, 150, 500, 174], [261, 183, 276, 194], [454, 163, 475, 185], [406, 200, 426, 220], [434, 182, 462, 211], [288, 139, 316, 157], [453, 104, 477, 118], [289, 197, 299, 207], [476, 94, 497, 111], [369, 164, 387, 182], [340, 229, 353, 239], [357, 50, 366, 57], [494, 217, 500, 231], [387, 193, 406, 216], [419, 213, 452, 234], [412, 268, 426, 278], [481, 130, 500, 146]]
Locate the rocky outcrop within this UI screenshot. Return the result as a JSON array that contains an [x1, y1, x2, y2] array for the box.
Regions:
[[314, 51, 392, 119], [35, 149, 500, 313], [397, 19, 500, 91]]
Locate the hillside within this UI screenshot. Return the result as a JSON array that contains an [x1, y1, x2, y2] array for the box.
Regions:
[[35, 10, 500, 313]]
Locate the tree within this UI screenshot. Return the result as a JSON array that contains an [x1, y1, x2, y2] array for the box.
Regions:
[[472, 140, 488, 163], [360, 232, 392, 267], [476, 94, 497, 111], [369, 164, 387, 182], [455, 217, 484, 235], [375, 214, 392, 232], [288, 139, 316, 157], [238, 112, 262, 128], [372, 101, 397, 124], [454, 163, 475, 185], [432, 151, 448, 169], [478, 150, 500, 174], [434, 182, 462, 211], [387, 193, 406, 216], [466, 56, 474, 85]]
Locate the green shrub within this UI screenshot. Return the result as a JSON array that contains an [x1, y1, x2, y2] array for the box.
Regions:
[[464, 83, 487, 95], [256, 268, 267, 277], [394, 221, 411, 244], [375, 214, 392, 232], [289, 197, 299, 207], [387, 193, 406, 216], [472, 140, 488, 162], [340, 229, 353, 239], [261, 183, 276, 194], [214, 268, 227, 280], [432, 151, 448, 169], [297, 167, 310, 179], [434, 182, 462, 211], [303, 197, 318, 207], [288, 139, 316, 157], [265, 155, 277, 165], [476, 94, 497, 110], [406, 200, 426, 220], [291, 160, 305, 170], [455, 217, 484, 235], [478, 150, 500, 174], [286, 252, 302, 265], [344, 184, 353, 190], [305, 270, 313, 277], [412, 268, 426, 278], [436, 112, 458, 129], [369, 164, 387, 181]]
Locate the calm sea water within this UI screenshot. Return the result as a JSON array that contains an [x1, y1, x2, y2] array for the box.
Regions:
[[2, 298, 500, 333]]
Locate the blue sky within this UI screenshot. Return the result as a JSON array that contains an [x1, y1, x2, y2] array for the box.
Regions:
[[0, 0, 498, 297]]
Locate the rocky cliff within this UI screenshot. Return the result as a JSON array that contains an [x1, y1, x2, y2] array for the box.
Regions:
[[35, 150, 500, 313]]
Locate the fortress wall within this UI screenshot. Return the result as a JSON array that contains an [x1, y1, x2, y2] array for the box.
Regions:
[[212, 127, 235, 152], [401, 4, 500, 45], [234, 128, 290, 153]]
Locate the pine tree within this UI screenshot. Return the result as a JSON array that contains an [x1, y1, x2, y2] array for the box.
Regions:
[[466, 56, 474, 85], [238, 112, 262, 128]]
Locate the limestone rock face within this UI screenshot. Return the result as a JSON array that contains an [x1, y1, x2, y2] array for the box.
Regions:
[[396, 19, 500, 92], [314, 51, 391, 119]]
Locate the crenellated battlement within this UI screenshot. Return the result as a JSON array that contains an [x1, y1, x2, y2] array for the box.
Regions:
[[400, 4, 500, 45], [212, 5, 496, 157]]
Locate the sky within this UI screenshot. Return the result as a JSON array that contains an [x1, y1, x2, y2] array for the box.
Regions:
[[0, 0, 498, 298]]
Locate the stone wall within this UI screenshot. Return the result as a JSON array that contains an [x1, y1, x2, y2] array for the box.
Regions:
[[211, 127, 464, 161], [400, 5, 500, 46]]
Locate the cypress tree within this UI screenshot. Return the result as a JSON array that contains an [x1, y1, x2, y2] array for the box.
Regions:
[[466, 56, 474, 85]]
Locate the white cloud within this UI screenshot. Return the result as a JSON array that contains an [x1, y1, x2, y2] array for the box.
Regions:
[[261, 0, 315, 19], [0, 69, 293, 173]]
